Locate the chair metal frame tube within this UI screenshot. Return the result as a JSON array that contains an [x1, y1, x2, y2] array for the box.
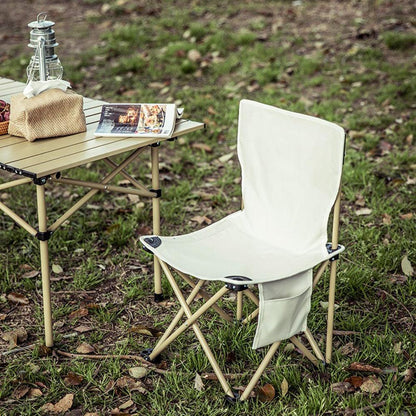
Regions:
[[326, 188, 341, 363], [239, 341, 281, 401], [154, 260, 234, 398]]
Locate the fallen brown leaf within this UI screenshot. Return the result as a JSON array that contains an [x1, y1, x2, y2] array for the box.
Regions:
[[2, 327, 28, 348], [344, 375, 363, 388], [129, 325, 163, 337], [192, 143, 212, 152], [128, 366, 148, 379], [22, 270, 40, 279], [360, 375, 383, 394], [7, 292, 29, 305], [281, 378, 289, 397], [331, 381, 355, 394], [74, 325, 93, 333], [402, 368, 414, 383], [355, 208, 372, 216], [119, 399, 134, 410], [194, 372, 205, 391], [12, 384, 30, 399], [68, 307, 89, 320], [116, 376, 147, 393], [41, 393, 74, 413], [345, 362, 383, 374], [338, 342, 358, 356], [64, 372, 84, 386], [257, 383, 275, 402], [27, 388, 43, 398], [76, 342, 95, 354], [401, 255, 414, 277], [191, 215, 212, 225]]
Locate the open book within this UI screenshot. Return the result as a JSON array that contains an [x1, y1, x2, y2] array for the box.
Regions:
[[94, 103, 183, 138]]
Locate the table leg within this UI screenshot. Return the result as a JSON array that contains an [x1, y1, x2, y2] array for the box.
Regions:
[[151, 144, 163, 301], [36, 184, 53, 347]]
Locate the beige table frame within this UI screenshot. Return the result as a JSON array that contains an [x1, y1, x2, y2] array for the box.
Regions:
[[0, 78, 203, 347]]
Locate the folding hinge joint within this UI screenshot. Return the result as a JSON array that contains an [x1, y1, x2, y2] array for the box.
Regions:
[[36, 231, 53, 241]]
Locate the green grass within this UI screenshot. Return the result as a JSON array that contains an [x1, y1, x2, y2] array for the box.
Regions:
[[1, 0, 415, 415]]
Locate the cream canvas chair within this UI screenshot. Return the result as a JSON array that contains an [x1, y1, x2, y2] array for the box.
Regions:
[[140, 99, 345, 401]]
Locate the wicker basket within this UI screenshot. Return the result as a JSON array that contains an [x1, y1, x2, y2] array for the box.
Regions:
[[0, 120, 9, 135]]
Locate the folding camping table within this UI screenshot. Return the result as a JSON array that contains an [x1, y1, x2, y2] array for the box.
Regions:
[[0, 77, 204, 347]]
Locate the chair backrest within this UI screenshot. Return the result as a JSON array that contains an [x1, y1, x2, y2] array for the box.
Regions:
[[237, 99, 345, 251]]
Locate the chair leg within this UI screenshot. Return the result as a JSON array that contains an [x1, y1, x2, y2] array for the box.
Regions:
[[304, 328, 324, 362], [176, 269, 233, 322], [152, 260, 235, 398], [290, 336, 319, 366], [239, 341, 281, 401], [153, 280, 205, 351], [326, 188, 341, 363], [236, 291, 243, 320], [325, 259, 338, 363], [313, 260, 329, 288], [150, 284, 229, 359]]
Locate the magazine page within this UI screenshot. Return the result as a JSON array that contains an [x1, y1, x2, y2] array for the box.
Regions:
[[94, 103, 177, 138]]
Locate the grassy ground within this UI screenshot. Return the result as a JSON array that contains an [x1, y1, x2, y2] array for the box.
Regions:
[[0, 0, 415, 415]]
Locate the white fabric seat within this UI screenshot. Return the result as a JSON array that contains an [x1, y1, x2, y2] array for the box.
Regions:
[[145, 210, 343, 284], [140, 99, 345, 401]]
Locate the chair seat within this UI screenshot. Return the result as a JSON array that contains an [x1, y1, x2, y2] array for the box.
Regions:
[[141, 210, 344, 285]]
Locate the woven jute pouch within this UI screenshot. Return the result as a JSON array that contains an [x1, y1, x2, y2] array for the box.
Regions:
[[8, 88, 86, 142]]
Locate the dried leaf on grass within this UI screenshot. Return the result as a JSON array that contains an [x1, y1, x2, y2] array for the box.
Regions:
[[345, 362, 383, 374], [12, 385, 30, 399], [355, 208, 372, 216], [194, 372, 205, 391], [191, 215, 212, 225], [344, 375, 363, 388], [129, 325, 163, 337], [218, 152, 234, 164], [192, 143, 212, 152], [331, 381, 355, 394], [401, 255, 414, 277], [115, 376, 147, 393], [68, 307, 89, 320], [257, 383, 275, 402], [281, 378, 289, 397], [7, 292, 29, 305], [74, 325, 93, 333], [119, 399, 134, 410], [338, 342, 358, 356], [64, 372, 84, 386], [2, 327, 28, 348], [76, 342, 95, 354], [401, 368, 414, 383], [360, 375, 383, 394], [41, 393, 74, 414], [128, 366, 148, 379], [22, 270, 40, 279], [52, 264, 64, 274]]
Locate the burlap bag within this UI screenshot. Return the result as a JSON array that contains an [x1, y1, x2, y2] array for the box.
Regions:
[[8, 88, 86, 142]]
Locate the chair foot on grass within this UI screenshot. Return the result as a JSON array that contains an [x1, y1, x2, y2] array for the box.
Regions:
[[154, 293, 164, 303], [224, 391, 240, 405], [140, 348, 161, 364]]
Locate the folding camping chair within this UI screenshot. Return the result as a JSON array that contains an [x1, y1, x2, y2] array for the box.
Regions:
[[140, 99, 345, 401]]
